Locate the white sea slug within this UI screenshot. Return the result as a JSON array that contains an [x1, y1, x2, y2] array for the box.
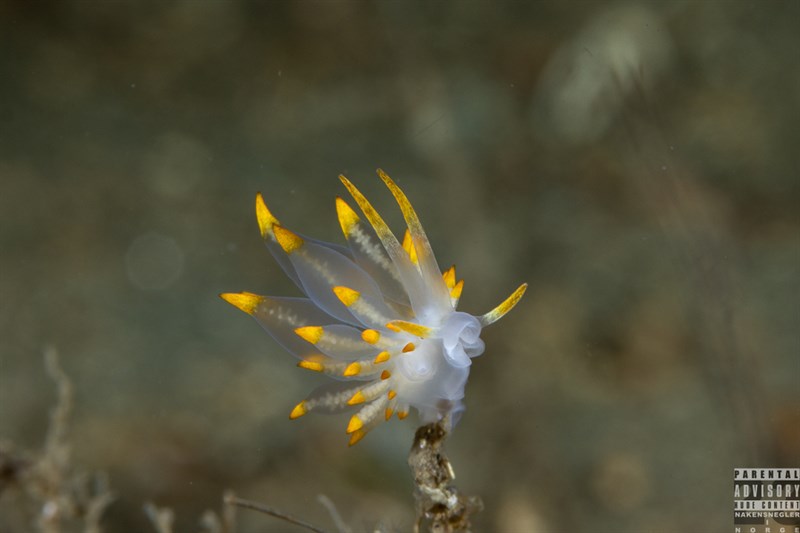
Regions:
[[221, 170, 526, 445]]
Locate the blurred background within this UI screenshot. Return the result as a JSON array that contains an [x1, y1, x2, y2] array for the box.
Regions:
[[1, 1, 798, 532]]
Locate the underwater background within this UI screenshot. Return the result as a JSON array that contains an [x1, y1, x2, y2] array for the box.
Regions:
[[1, 2, 798, 532]]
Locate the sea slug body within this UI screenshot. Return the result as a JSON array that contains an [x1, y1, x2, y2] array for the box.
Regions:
[[222, 170, 526, 445]]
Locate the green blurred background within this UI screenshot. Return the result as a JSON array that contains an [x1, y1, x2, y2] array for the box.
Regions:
[[1, 1, 797, 531]]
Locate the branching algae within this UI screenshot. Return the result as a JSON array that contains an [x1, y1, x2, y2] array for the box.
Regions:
[[221, 170, 526, 446]]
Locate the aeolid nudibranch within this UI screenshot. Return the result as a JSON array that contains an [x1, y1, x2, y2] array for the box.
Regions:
[[221, 170, 526, 445]]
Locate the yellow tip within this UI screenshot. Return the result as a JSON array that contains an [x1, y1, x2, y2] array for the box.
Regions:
[[442, 265, 456, 289], [297, 360, 324, 372], [220, 292, 264, 315], [401, 228, 419, 265], [348, 429, 366, 446], [289, 401, 307, 419], [480, 282, 528, 326], [402, 342, 415, 353], [397, 410, 408, 420], [388, 390, 397, 400], [273, 225, 304, 254], [294, 326, 323, 344], [343, 361, 362, 377], [361, 329, 380, 344], [346, 415, 363, 434], [373, 351, 391, 364], [335, 196, 360, 237], [347, 390, 366, 405], [339, 174, 398, 249], [332, 286, 360, 307], [450, 279, 464, 301], [255, 193, 280, 238], [380, 370, 391, 380], [385, 320, 431, 338], [385, 408, 394, 421]]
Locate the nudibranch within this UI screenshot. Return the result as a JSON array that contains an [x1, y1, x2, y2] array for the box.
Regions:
[[221, 170, 526, 445]]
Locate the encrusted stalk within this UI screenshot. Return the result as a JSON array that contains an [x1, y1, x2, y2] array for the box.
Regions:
[[408, 417, 482, 533]]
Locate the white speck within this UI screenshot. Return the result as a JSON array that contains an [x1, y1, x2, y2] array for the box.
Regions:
[[42, 501, 59, 520], [125, 232, 184, 290]]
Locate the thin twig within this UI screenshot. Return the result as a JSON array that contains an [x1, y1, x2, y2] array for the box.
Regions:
[[43, 347, 73, 464], [84, 472, 115, 533], [224, 494, 330, 533], [221, 489, 237, 533], [317, 494, 351, 533]]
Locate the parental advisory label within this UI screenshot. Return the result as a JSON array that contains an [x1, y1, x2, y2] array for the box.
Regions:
[[734, 469, 800, 533]]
